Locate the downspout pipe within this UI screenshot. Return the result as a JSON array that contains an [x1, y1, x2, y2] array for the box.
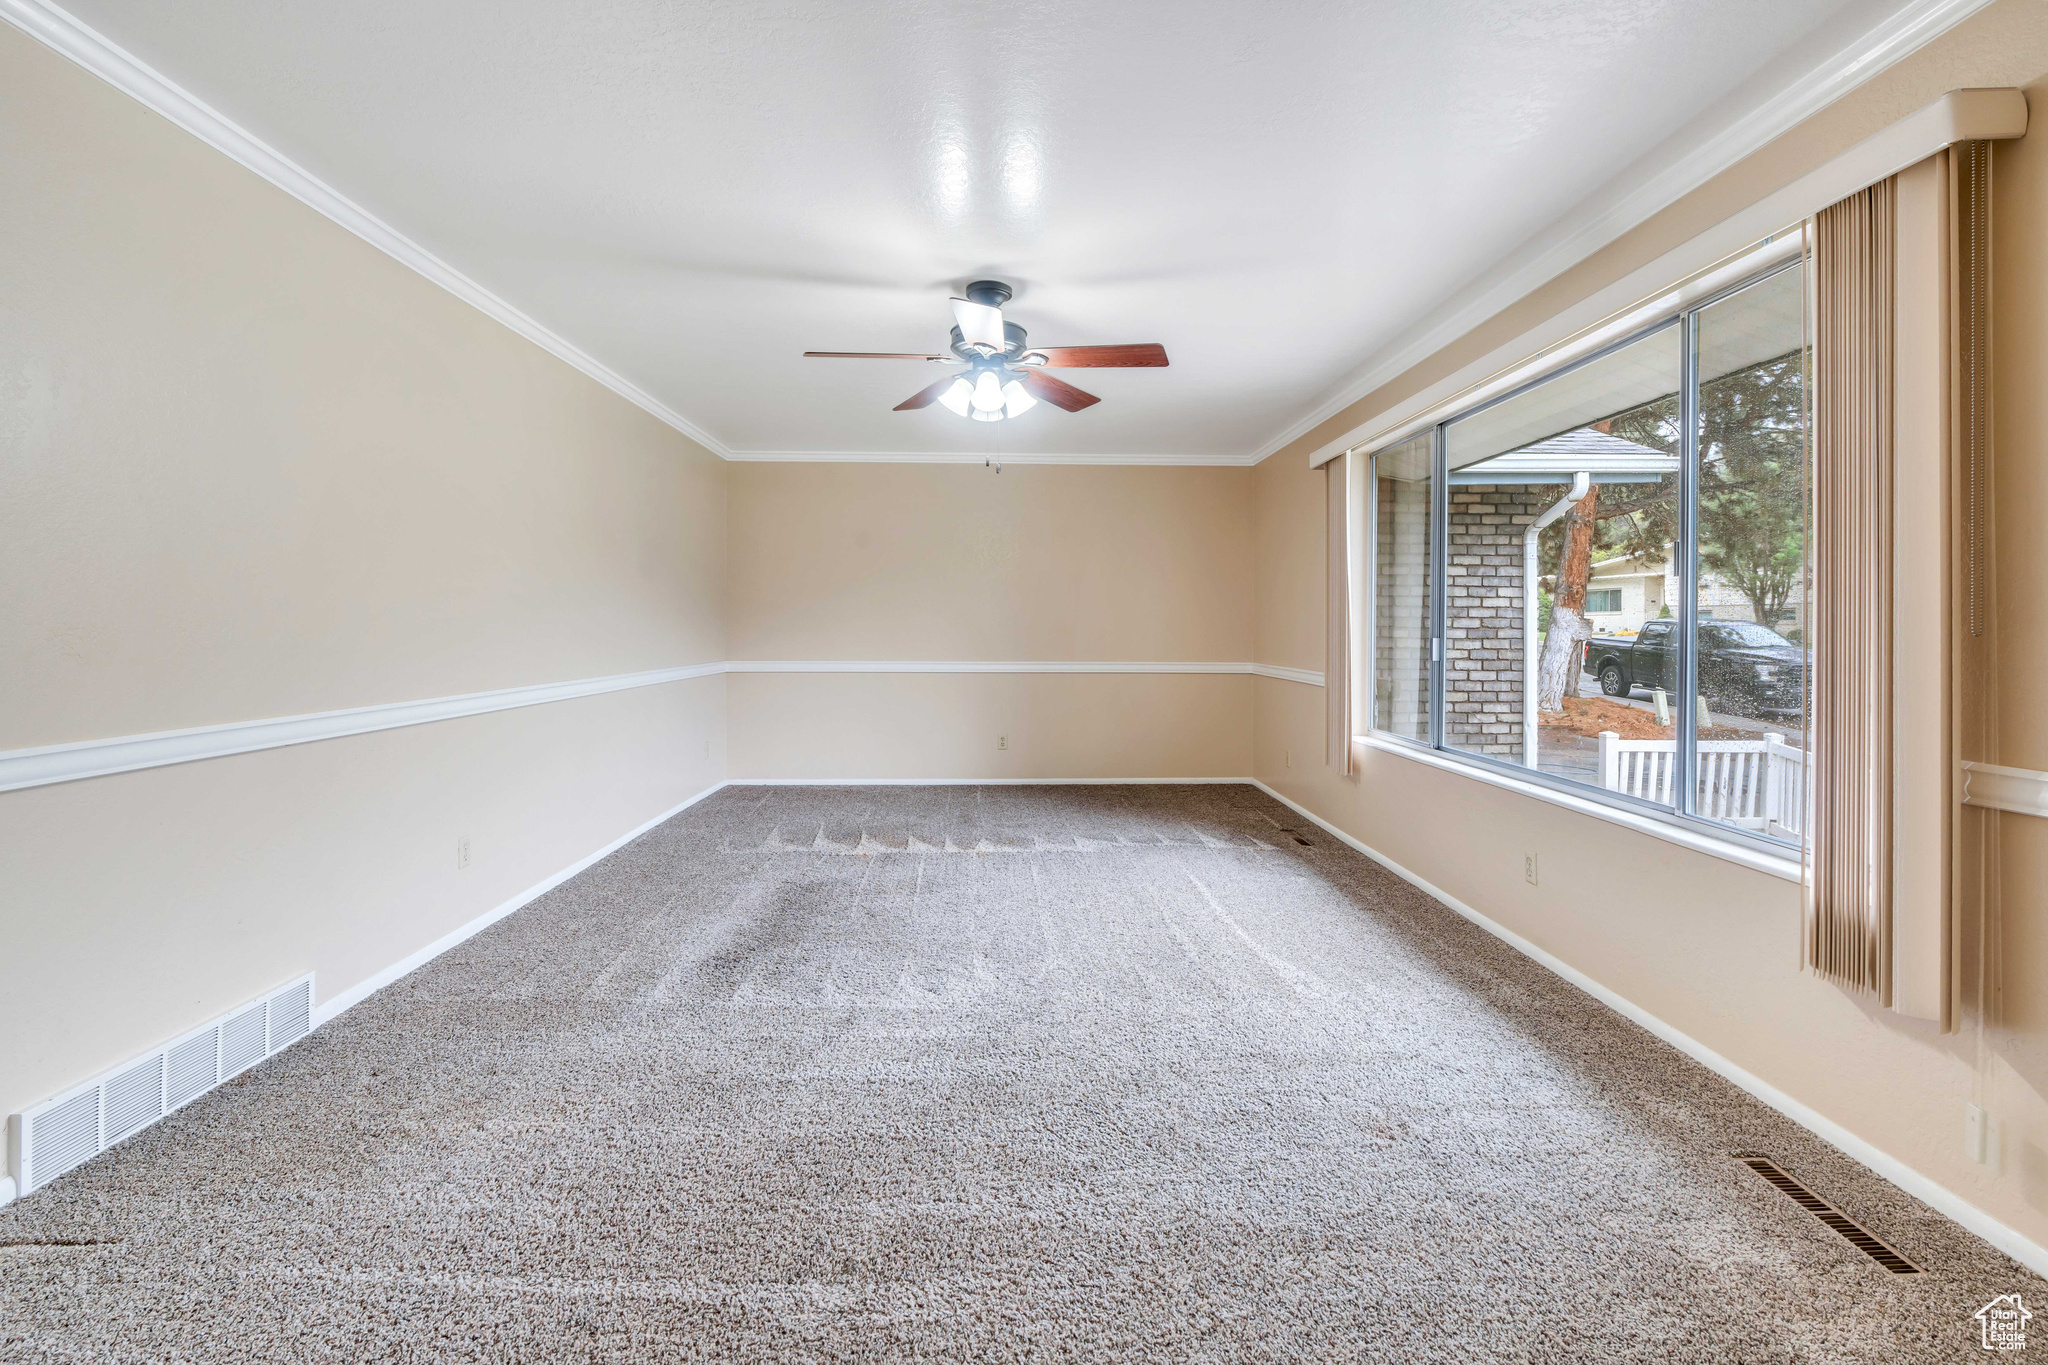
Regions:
[[1523, 472, 1592, 767]]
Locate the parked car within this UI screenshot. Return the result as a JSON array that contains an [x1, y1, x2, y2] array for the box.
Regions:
[[1583, 619, 1806, 719]]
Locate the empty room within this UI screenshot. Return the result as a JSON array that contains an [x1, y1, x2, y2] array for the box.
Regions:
[[6, 0, 2048, 1359]]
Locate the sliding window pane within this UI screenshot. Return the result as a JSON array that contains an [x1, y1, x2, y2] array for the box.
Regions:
[[1691, 261, 1809, 840], [1440, 325, 1681, 802], [1369, 434, 1432, 742]]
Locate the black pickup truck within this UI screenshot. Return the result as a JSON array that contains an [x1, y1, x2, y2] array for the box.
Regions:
[[1583, 619, 1806, 720]]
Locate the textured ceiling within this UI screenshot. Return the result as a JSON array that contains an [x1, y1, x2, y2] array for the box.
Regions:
[[56, 0, 1922, 459]]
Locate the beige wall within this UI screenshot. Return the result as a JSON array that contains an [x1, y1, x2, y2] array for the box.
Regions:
[[1989, 14, 2048, 1240], [0, 681, 724, 1124], [1252, 0, 2048, 1253], [727, 462, 1256, 779], [731, 673, 1250, 781], [10, 0, 2046, 1268], [0, 27, 727, 1122]]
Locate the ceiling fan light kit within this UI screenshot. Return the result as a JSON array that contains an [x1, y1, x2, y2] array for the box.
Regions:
[[806, 280, 1167, 423]]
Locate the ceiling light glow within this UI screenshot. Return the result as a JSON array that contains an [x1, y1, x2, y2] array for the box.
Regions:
[[1000, 132, 1043, 213], [1002, 380, 1036, 418], [970, 370, 1006, 413], [934, 138, 970, 215], [937, 376, 973, 416]]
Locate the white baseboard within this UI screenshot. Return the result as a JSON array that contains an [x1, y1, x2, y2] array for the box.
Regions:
[[53, 767, 2040, 1276], [309, 778, 730, 1031], [727, 776, 1254, 786], [312, 774, 1254, 1030], [1248, 778, 2048, 1279]]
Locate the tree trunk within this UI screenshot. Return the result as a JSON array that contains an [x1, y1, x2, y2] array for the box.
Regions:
[[1535, 483, 1599, 711], [1743, 579, 1791, 631]]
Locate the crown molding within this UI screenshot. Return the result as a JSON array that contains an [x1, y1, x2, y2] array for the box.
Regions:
[[10, 0, 1983, 472], [0, 0, 1233, 469], [1302, 84, 2023, 472], [0, 0, 738, 460], [1244, 0, 1998, 467]]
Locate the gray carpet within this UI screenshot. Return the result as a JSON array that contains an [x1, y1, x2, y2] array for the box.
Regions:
[[0, 784, 2037, 1362]]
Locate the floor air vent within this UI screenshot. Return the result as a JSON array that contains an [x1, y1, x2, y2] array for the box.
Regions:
[[8, 975, 314, 1200], [1736, 1155, 1922, 1274]]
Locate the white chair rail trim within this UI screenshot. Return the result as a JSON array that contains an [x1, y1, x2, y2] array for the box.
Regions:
[[0, 665, 727, 794], [1960, 761, 2048, 818], [1250, 663, 1326, 687], [0, 661, 1322, 793], [729, 661, 1321, 681]]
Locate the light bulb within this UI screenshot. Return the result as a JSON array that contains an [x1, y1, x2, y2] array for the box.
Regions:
[[936, 376, 973, 416], [970, 408, 1004, 422], [970, 370, 1006, 413], [1002, 380, 1036, 418]]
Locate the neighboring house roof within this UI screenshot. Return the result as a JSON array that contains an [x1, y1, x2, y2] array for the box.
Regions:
[[1539, 542, 1667, 594], [1451, 428, 1680, 485], [1589, 546, 1670, 579]]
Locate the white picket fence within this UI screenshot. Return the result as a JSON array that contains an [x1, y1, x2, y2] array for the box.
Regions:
[[1597, 730, 1806, 839]]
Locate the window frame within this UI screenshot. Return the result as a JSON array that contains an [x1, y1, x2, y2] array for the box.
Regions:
[[1359, 257, 1806, 861]]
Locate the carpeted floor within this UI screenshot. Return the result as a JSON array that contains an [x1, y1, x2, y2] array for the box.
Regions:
[[1, 784, 2037, 1362]]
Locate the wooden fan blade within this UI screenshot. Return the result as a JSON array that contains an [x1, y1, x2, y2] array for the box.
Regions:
[[894, 374, 964, 411], [1032, 344, 1168, 368], [805, 351, 948, 360], [1018, 369, 1100, 412]]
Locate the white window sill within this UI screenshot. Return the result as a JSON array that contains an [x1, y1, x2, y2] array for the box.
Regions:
[[1350, 733, 1805, 884]]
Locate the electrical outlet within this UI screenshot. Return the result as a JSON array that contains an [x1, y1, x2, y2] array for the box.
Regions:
[[1967, 1103, 2002, 1170], [997, 734, 1008, 751], [1285, 749, 1292, 768], [1524, 853, 1538, 886], [704, 738, 712, 759], [456, 836, 471, 871]]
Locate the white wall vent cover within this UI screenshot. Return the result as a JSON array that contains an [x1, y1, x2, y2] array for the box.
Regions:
[[7, 974, 314, 1199]]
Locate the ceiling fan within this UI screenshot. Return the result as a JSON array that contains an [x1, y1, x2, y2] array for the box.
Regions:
[[804, 280, 1168, 421]]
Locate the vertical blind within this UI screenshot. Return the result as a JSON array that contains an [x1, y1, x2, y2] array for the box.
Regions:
[[1327, 453, 1354, 775], [1809, 178, 1896, 1002], [1809, 143, 1991, 1021]]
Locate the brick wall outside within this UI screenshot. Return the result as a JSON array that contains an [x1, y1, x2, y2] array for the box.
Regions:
[[1445, 485, 1553, 756], [1371, 475, 1430, 740]]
